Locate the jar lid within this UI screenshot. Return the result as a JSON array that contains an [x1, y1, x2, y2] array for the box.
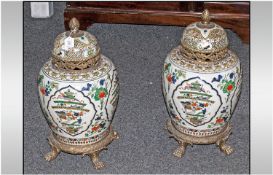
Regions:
[[51, 18, 101, 70], [181, 9, 228, 60]]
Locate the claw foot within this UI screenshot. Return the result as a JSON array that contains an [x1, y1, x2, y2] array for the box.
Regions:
[[113, 131, 119, 140], [89, 152, 105, 170], [44, 147, 60, 161], [220, 143, 234, 155], [93, 161, 105, 170], [173, 142, 188, 158], [217, 140, 234, 155]]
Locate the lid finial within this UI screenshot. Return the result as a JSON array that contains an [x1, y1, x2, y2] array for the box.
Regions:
[[69, 17, 80, 33], [201, 9, 211, 25]]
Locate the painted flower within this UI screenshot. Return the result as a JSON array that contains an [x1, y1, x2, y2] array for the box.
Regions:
[[223, 80, 235, 94], [40, 87, 46, 95], [94, 87, 108, 101], [166, 73, 177, 84], [92, 125, 100, 131], [192, 102, 197, 107], [216, 117, 224, 124], [167, 74, 172, 83]]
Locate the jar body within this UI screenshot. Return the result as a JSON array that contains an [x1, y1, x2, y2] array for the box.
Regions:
[[38, 55, 119, 145], [162, 46, 242, 136]]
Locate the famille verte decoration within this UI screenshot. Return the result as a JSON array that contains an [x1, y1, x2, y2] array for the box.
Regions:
[[163, 9, 242, 157], [38, 18, 119, 170]]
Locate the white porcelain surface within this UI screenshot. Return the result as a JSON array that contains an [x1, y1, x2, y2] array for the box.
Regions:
[[163, 48, 242, 135], [38, 55, 119, 145]]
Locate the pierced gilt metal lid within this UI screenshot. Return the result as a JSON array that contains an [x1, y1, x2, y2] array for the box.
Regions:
[[181, 10, 228, 55], [52, 18, 100, 70]]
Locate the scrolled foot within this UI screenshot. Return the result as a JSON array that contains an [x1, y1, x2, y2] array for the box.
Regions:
[[173, 142, 188, 158], [44, 146, 60, 161], [89, 152, 105, 170]]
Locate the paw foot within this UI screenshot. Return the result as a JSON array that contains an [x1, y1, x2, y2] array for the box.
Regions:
[[93, 161, 105, 170], [173, 146, 185, 158], [44, 151, 58, 161], [221, 144, 234, 155], [113, 131, 119, 140]]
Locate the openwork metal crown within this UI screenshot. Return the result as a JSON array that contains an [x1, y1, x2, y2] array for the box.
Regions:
[[51, 18, 101, 70], [180, 9, 229, 62]]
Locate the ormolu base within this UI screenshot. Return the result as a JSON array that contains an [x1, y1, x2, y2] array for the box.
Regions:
[[166, 119, 233, 158], [44, 126, 119, 170]]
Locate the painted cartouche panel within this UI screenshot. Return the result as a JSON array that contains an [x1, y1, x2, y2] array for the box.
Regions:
[[172, 77, 223, 127], [48, 85, 97, 136], [163, 55, 241, 133], [38, 58, 119, 144]]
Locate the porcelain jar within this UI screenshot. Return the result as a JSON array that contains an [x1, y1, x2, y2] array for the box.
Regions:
[[37, 18, 119, 169], [163, 10, 242, 156]]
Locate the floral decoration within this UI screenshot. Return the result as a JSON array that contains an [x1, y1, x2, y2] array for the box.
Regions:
[[212, 72, 236, 101], [38, 74, 58, 96], [164, 63, 186, 91]]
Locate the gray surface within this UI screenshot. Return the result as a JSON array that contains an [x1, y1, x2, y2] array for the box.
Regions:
[[24, 2, 249, 174]]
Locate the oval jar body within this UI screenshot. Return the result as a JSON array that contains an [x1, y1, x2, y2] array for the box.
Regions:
[[163, 46, 242, 137], [38, 55, 119, 145]]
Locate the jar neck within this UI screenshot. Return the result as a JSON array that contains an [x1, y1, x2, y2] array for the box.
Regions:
[[180, 45, 229, 63], [51, 53, 101, 70]]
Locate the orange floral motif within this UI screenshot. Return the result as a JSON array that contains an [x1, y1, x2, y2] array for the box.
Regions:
[[216, 117, 224, 124], [92, 125, 100, 131]]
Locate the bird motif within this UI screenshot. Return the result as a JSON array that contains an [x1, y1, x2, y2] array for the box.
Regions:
[[81, 83, 92, 91], [229, 72, 234, 79], [212, 75, 223, 83]]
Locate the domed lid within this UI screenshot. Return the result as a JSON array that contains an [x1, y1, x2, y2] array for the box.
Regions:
[[181, 10, 229, 61], [51, 18, 101, 70]]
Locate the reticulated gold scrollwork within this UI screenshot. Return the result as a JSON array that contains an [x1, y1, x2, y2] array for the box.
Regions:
[[42, 55, 112, 82], [181, 22, 228, 54], [52, 52, 101, 70], [168, 45, 238, 73], [185, 28, 203, 39], [180, 45, 228, 62]]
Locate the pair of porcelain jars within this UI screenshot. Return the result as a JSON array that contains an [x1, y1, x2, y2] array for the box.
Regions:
[[38, 10, 241, 169]]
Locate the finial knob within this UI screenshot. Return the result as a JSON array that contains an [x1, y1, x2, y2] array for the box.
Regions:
[[69, 17, 80, 33], [201, 9, 211, 25]]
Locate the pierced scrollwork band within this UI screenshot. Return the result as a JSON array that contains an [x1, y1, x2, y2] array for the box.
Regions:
[[166, 119, 234, 157], [171, 120, 227, 137], [52, 52, 101, 70], [180, 45, 228, 62]]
